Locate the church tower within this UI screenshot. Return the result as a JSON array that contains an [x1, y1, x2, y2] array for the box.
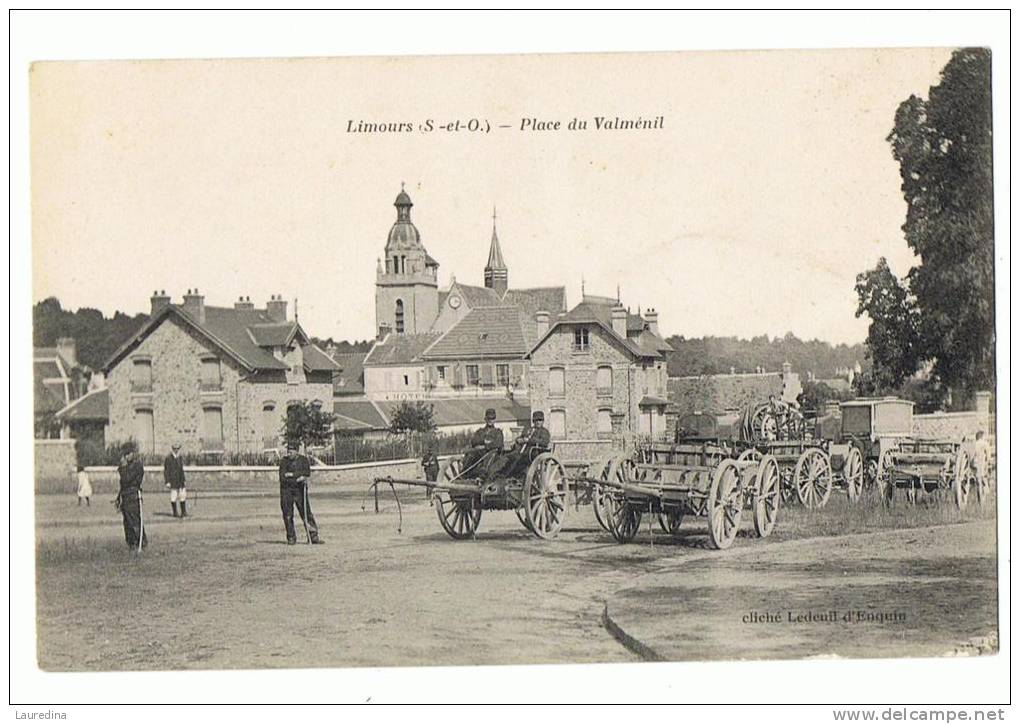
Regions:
[[375, 186, 439, 335], [483, 207, 508, 297]]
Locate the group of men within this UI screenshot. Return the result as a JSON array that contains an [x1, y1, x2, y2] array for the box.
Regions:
[[113, 407, 548, 551], [114, 439, 322, 551]]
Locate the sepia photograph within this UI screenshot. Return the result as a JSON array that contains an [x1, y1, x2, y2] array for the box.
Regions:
[[10, 8, 1010, 712]]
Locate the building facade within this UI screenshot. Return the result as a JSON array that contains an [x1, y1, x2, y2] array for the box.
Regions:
[[103, 291, 336, 455]]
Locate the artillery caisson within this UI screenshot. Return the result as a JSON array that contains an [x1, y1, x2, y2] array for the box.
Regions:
[[589, 441, 781, 550], [877, 439, 982, 509], [372, 449, 570, 540]]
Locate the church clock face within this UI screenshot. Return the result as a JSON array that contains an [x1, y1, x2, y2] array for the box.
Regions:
[[448, 295, 462, 309]]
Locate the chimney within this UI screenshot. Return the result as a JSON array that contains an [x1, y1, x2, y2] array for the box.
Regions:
[[535, 310, 550, 339], [234, 295, 255, 310], [150, 289, 171, 315], [377, 323, 392, 341], [644, 307, 659, 336], [56, 337, 77, 368], [267, 294, 288, 322], [182, 288, 206, 324], [610, 304, 627, 338]]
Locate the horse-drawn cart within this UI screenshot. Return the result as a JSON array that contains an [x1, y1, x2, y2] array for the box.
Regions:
[[878, 439, 982, 508], [586, 440, 781, 550]]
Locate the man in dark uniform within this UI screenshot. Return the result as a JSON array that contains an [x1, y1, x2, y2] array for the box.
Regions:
[[462, 408, 504, 479], [163, 442, 187, 518], [498, 410, 552, 479], [279, 440, 323, 545], [117, 445, 147, 550]]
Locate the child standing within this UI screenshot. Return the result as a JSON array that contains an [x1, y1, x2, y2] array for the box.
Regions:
[[76, 465, 92, 507]]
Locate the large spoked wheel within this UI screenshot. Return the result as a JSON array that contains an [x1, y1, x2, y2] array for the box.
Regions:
[[794, 448, 832, 509], [589, 458, 615, 532], [603, 458, 642, 543], [876, 450, 896, 506], [524, 453, 568, 539], [435, 459, 481, 539], [752, 455, 781, 538], [843, 447, 864, 503], [953, 448, 972, 510], [707, 459, 743, 550]]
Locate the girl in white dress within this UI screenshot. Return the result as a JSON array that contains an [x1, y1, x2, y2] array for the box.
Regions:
[[76, 466, 92, 506]]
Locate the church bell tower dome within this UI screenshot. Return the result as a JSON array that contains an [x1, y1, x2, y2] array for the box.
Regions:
[[387, 186, 421, 251]]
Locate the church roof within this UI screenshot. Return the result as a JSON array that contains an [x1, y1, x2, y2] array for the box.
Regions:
[[422, 306, 530, 360], [486, 224, 507, 271], [502, 287, 567, 318], [452, 283, 503, 308], [363, 332, 442, 366]]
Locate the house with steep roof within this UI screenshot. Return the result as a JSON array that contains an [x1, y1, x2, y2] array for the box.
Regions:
[[526, 294, 672, 460], [102, 290, 337, 455]]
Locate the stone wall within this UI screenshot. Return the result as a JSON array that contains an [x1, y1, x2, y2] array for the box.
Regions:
[[34, 439, 77, 492], [912, 411, 986, 441], [529, 325, 661, 441]]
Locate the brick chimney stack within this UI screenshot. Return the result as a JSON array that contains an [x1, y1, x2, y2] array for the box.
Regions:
[[644, 307, 659, 336], [610, 305, 627, 338], [182, 288, 206, 324], [377, 322, 392, 341], [234, 295, 255, 310], [535, 310, 550, 339], [267, 294, 288, 322], [150, 289, 171, 315]]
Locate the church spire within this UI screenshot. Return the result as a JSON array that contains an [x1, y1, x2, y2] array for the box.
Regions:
[[484, 206, 508, 296]]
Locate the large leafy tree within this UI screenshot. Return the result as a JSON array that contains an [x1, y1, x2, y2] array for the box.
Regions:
[[854, 257, 921, 390], [872, 48, 994, 400], [282, 400, 337, 450]]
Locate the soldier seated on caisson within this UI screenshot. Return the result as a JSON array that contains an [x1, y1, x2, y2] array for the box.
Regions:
[[461, 408, 505, 479], [491, 410, 551, 480]]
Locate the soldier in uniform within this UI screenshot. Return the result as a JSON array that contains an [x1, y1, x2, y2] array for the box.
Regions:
[[462, 408, 504, 478], [163, 443, 187, 518], [278, 440, 323, 545], [497, 410, 552, 479], [117, 445, 148, 550]]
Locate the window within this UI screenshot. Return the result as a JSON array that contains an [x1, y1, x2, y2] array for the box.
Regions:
[[437, 366, 446, 381], [202, 406, 224, 450], [133, 409, 155, 454], [549, 409, 567, 439], [131, 359, 152, 392], [395, 300, 405, 334], [549, 367, 565, 397], [598, 408, 613, 436], [596, 365, 613, 396], [496, 364, 510, 387], [466, 364, 480, 387], [261, 403, 277, 449], [573, 327, 590, 352], [200, 357, 221, 390]]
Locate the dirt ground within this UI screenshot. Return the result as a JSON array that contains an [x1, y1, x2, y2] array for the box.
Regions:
[[35, 486, 998, 671]]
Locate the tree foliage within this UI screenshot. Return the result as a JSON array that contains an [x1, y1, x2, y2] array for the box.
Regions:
[[869, 48, 995, 400], [33, 297, 149, 370], [388, 401, 437, 436], [664, 333, 868, 379], [854, 257, 921, 390], [282, 400, 337, 450]]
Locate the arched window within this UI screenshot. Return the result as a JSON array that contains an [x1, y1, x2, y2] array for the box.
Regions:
[[395, 299, 405, 333], [261, 402, 277, 449]]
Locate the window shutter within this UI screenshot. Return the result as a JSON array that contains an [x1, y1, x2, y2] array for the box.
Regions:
[[481, 364, 494, 386], [454, 365, 464, 387], [512, 363, 524, 384]]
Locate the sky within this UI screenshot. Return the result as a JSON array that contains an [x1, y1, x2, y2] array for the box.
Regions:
[[31, 48, 952, 345]]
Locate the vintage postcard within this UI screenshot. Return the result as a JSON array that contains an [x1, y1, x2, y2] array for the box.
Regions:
[[28, 46, 998, 680]]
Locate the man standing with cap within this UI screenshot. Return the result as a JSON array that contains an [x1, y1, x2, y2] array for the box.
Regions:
[[163, 443, 187, 518], [462, 408, 504, 478], [278, 440, 323, 545], [117, 443, 147, 550]]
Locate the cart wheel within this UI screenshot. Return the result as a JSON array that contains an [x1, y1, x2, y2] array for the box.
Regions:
[[752, 455, 780, 538], [953, 448, 972, 509], [604, 457, 642, 543], [524, 453, 568, 539], [737, 447, 762, 464], [708, 459, 742, 550], [435, 459, 481, 540], [658, 510, 683, 536], [876, 450, 895, 506], [794, 448, 832, 509], [843, 447, 864, 503], [514, 506, 534, 533], [591, 457, 618, 532]]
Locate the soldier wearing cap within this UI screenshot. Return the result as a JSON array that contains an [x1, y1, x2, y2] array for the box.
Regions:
[[163, 442, 187, 518], [116, 443, 147, 550], [462, 408, 504, 477], [278, 440, 322, 545], [501, 410, 552, 478]]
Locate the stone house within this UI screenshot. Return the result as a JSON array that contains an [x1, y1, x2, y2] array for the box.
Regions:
[[102, 290, 337, 455], [527, 295, 672, 459]]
